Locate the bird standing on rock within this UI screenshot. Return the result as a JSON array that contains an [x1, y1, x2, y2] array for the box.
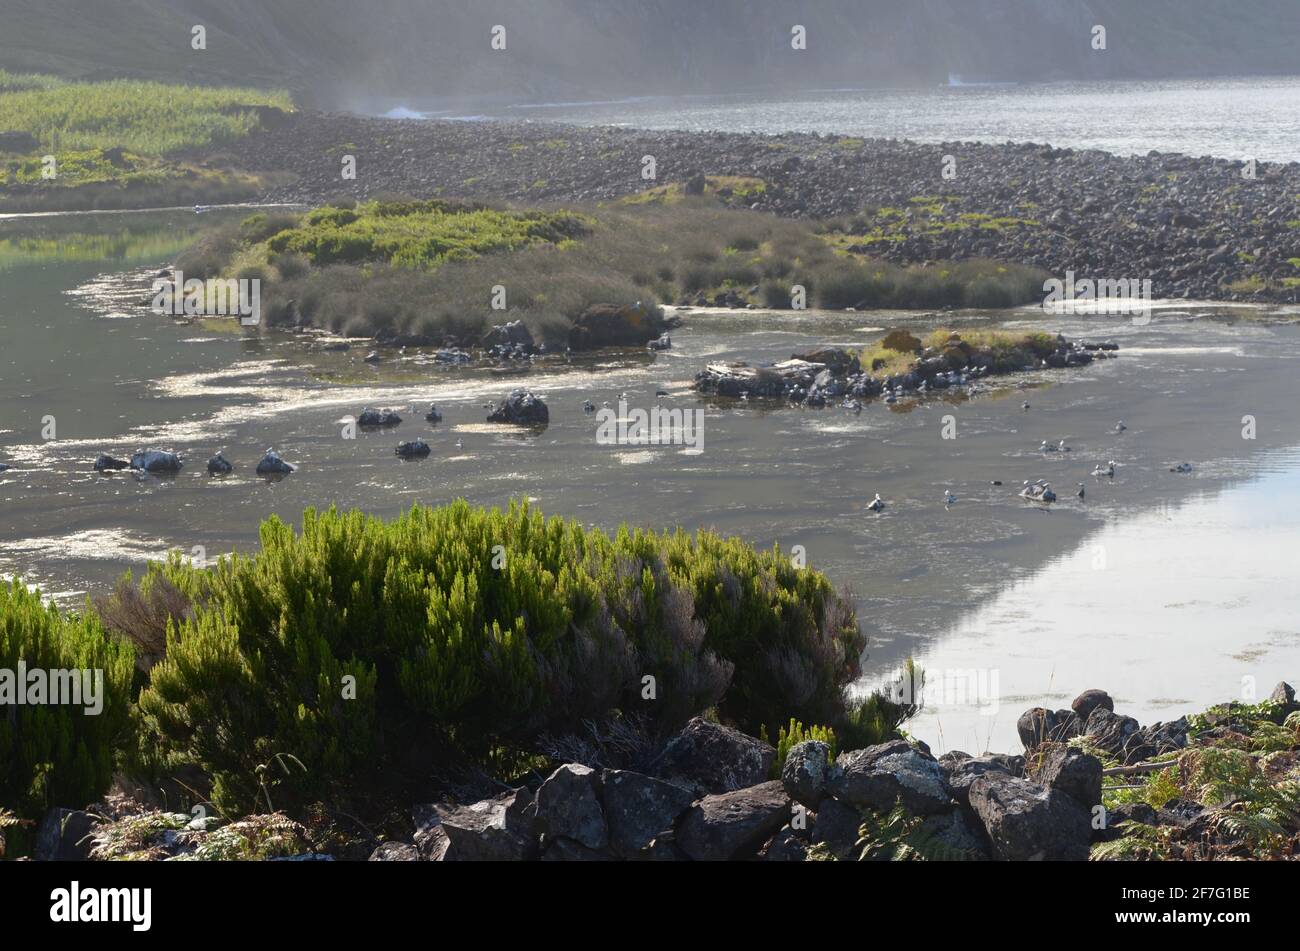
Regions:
[[868, 494, 885, 513]]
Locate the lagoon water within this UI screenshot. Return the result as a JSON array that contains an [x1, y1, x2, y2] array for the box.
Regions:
[[4, 207, 1300, 752], [434, 76, 1300, 163]]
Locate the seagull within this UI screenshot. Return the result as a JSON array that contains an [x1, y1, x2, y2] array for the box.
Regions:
[[1022, 401, 1031, 412], [868, 494, 885, 513], [1092, 461, 1115, 478], [944, 490, 957, 506], [1058, 439, 1072, 453], [1076, 483, 1086, 499], [454, 437, 463, 450], [1114, 421, 1127, 433]]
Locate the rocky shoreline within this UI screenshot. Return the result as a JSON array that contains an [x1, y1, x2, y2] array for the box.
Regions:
[[31, 683, 1299, 862], [694, 331, 1117, 408], [215, 112, 1300, 304]]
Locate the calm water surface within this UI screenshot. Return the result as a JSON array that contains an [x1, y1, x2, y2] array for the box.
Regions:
[[429, 76, 1300, 162]]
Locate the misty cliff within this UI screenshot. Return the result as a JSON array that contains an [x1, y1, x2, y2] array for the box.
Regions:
[[3, 0, 1297, 107]]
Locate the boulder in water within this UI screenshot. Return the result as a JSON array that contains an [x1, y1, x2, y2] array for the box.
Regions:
[[487, 389, 549, 426], [395, 439, 431, 459], [568, 302, 669, 350], [130, 449, 183, 474], [481, 319, 535, 352], [207, 452, 234, 475], [357, 407, 402, 427], [94, 453, 131, 472], [256, 449, 295, 476]]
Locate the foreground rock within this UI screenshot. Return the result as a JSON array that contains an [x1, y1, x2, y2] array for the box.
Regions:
[[601, 770, 694, 856], [657, 717, 775, 796], [827, 740, 952, 816], [487, 389, 550, 426], [781, 740, 832, 808], [535, 764, 607, 850], [35, 808, 96, 861], [431, 789, 538, 861], [676, 781, 791, 861], [968, 773, 1091, 861]]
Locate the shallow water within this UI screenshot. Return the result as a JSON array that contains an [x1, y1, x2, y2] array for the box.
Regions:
[[435, 76, 1300, 162], [2, 209, 1300, 754]]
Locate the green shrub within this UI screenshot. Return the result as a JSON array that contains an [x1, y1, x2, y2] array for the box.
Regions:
[[238, 212, 300, 246], [135, 501, 865, 813], [0, 77, 291, 156], [0, 580, 135, 844], [838, 660, 925, 752], [762, 718, 838, 777]]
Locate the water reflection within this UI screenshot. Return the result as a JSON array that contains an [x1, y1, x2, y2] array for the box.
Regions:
[[905, 450, 1300, 755]]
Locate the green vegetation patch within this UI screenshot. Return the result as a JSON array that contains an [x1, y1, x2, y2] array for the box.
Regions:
[[619, 175, 768, 206], [0, 580, 135, 851], [121, 500, 866, 813], [260, 199, 592, 269], [0, 75, 292, 156]]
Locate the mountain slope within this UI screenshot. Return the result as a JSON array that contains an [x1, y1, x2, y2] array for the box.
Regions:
[[2, 0, 1297, 107]]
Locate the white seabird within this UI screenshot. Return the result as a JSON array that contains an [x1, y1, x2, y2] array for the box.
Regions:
[[868, 494, 885, 513]]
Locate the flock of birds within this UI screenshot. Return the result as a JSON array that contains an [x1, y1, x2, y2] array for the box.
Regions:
[[865, 417, 1195, 514]]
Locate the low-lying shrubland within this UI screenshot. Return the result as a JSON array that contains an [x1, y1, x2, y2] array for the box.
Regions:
[[0, 75, 292, 155], [0, 500, 914, 853], [0, 73, 290, 211], [180, 197, 1050, 348]]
